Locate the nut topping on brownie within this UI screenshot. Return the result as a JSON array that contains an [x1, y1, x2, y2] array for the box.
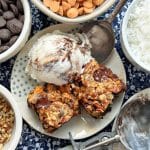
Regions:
[[27, 84, 79, 132], [27, 59, 126, 132], [73, 60, 126, 118]]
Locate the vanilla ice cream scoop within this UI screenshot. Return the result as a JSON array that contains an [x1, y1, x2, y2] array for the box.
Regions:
[[26, 31, 93, 85]]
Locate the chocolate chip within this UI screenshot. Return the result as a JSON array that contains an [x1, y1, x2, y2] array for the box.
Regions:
[[35, 98, 51, 109], [10, 4, 19, 16], [93, 67, 113, 82], [0, 45, 9, 53], [17, 0, 23, 13], [93, 68, 104, 82], [0, 29, 11, 41], [0, 0, 8, 11], [3, 11, 15, 20], [0, 16, 6, 28], [8, 35, 18, 46], [7, 18, 23, 34]]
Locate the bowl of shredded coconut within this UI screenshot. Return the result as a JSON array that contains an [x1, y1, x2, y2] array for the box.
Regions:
[[121, 0, 150, 72]]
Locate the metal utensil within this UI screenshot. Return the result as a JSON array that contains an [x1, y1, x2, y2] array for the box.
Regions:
[[69, 132, 114, 150], [82, 0, 126, 62], [69, 88, 150, 150], [69, 132, 79, 150]]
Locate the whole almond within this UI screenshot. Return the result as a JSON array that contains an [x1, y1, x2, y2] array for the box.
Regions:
[[19, 15, 24, 23], [0, 9, 3, 15], [7, 18, 23, 34], [3, 11, 15, 20], [16, 0, 23, 13], [10, 4, 19, 16], [8, 35, 18, 46], [0, 29, 11, 41], [0, 0, 8, 11], [0, 46, 9, 53], [0, 16, 6, 28]]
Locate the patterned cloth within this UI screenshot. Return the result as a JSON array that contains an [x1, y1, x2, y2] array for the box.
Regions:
[[0, 0, 150, 149]]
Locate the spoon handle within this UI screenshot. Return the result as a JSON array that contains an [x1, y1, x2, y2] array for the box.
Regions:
[[82, 134, 120, 150], [106, 0, 126, 23]]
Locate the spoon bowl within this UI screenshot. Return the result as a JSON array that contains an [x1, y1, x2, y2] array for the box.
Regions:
[[116, 91, 150, 150], [83, 21, 114, 62], [69, 89, 150, 150], [82, 0, 126, 62]]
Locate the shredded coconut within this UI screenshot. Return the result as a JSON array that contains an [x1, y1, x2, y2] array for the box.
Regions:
[[127, 0, 150, 71]]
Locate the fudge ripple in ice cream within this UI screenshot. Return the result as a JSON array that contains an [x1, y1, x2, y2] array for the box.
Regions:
[[26, 31, 93, 85]]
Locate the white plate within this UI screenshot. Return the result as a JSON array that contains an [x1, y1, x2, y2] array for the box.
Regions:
[[11, 24, 126, 140]]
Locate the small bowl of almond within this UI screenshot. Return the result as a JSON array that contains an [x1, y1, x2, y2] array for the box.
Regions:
[[31, 0, 115, 23], [0, 85, 22, 150]]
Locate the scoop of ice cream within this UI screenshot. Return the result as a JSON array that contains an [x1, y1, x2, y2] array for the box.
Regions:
[[26, 31, 93, 85]]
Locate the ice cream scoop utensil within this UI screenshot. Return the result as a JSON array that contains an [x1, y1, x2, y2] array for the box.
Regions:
[[69, 89, 150, 150], [82, 0, 126, 62]]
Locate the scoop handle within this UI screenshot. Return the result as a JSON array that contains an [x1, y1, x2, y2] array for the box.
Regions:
[[82, 134, 120, 150], [106, 0, 126, 23]]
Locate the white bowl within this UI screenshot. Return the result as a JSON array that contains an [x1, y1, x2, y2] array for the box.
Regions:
[[120, 0, 150, 73], [31, 0, 115, 23], [0, 85, 22, 150], [0, 0, 32, 63], [112, 88, 150, 150]]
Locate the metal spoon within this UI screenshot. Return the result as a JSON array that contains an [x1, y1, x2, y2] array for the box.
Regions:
[[68, 89, 150, 150], [82, 0, 126, 62]]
